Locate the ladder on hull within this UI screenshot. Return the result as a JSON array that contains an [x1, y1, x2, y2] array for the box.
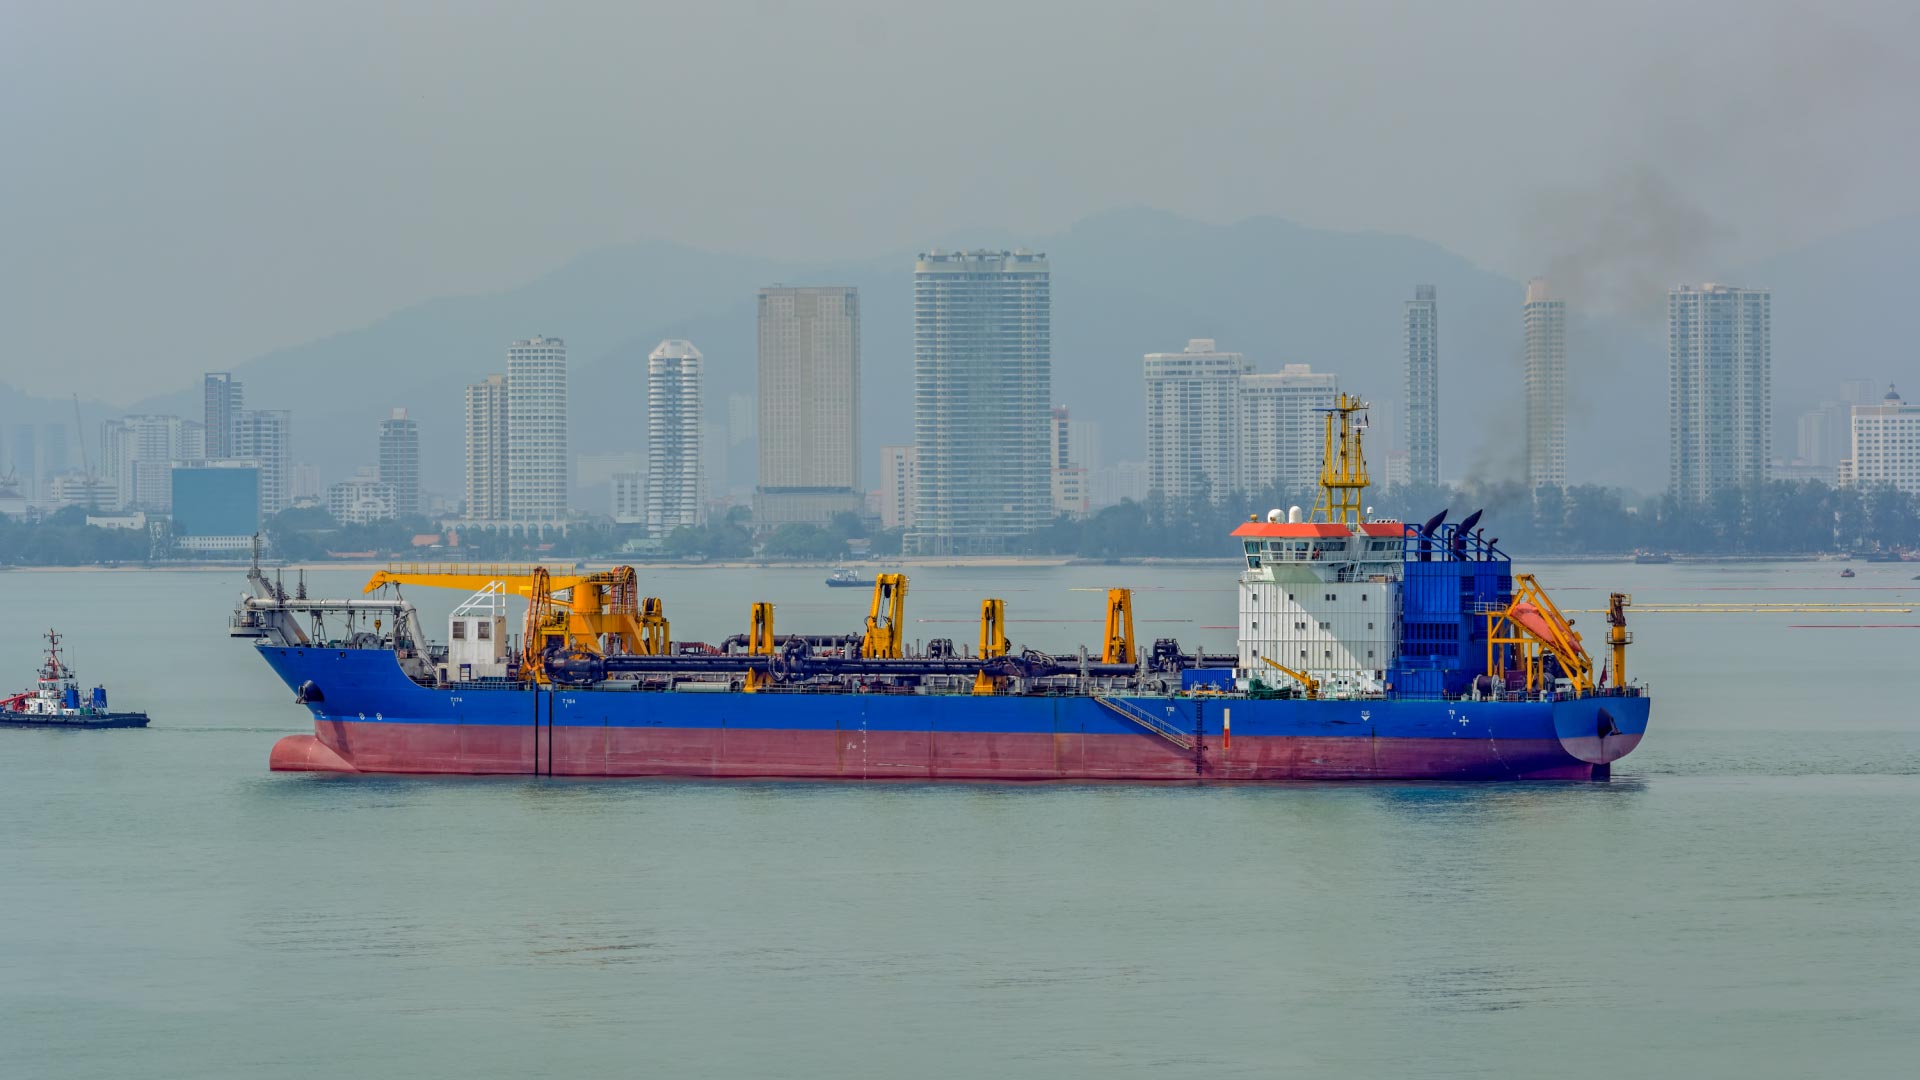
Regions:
[[1094, 695, 1194, 751]]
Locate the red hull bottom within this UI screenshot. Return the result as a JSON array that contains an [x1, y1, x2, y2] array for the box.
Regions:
[[272, 723, 1631, 782]]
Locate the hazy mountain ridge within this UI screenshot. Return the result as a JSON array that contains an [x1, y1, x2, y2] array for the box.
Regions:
[[48, 209, 1917, 500]]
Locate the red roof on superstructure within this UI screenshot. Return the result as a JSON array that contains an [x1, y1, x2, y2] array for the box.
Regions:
[[1230, 521, 1406, 539]]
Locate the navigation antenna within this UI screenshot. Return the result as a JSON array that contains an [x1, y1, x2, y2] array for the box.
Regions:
[[1310, 392, 1371, 527]]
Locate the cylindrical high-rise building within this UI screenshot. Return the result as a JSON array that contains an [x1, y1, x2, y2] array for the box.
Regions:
[[507, 336, 568, 523], [1523, 279, 1566, 490], [647, 339, 703, 538], [907, 250, 1051, 555]]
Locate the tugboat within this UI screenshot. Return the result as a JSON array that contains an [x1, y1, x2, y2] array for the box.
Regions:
[[1, 630, 149, 729], [825, 566, 877, 588]]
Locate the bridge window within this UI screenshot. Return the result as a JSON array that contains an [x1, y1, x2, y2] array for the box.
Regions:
[[476, 621, 492, 640], [451, 621, 467, 640]]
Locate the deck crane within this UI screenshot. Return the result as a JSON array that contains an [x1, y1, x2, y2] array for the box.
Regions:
[[365, 564, 670, 670], [1101, 588, 1137, 665], [861, 575, 908, 659], [973, 598, 1008, 695]]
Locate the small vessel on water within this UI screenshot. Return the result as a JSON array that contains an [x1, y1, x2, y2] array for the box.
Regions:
[[1841, 568, 1858, 578], [1633, 551, 1674, 565], [1, 630, 149, 729], [825, 566, 877, 588]]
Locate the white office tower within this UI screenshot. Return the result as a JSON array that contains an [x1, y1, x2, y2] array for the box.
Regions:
[[378, 408, 421, 518], [464, 374, 509, 521], [1240, 365, 1339, 497], [907, 250, 1052, 555], [507, 336, 568, 523], [1403, 285, 1440, 488], [879, 444, 917, 530], [1668, 284, 1772, 501], [203, 373, 243, 459], [1144, 339, 1252, 502], [755, 286, 862, 526], [1845, 386, 1920, 493], [1523, 279, 1567, 490], [646, 339, 703, 537], [236, 409, 291, 517]]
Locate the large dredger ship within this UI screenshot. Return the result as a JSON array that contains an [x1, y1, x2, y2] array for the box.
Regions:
[[234, 396, 1648, 781]]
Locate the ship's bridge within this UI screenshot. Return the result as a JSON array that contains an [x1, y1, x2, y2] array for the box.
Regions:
[[1231, 516, 1407, 583]]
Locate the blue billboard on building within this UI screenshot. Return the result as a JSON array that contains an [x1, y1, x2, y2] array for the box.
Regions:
[[171, 465, 260, 538]]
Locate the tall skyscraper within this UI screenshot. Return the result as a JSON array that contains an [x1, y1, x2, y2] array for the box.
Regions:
[[1239, 364, 1339, 497], [1404, 285, 1440, 488], [378, 407, 421, 518], [1523, 279, 1567, 490], [464, 374, 509, 521], [236, 409, 291, 517], [879, 444, 917, 530], [646, 339, 703, 537], [755, 285, 862, 525], [507, 336, 568, 522], [907, 250, 1052, 555], [204, 373, 243, 458], [1668, 283, 1772, 501], [1144, 339, 1251, 502]]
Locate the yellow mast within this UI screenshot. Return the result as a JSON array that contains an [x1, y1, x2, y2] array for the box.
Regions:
[[1310, 392, 1371, 526]]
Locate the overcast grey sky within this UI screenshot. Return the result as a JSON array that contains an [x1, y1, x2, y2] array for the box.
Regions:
[[2, 0, 1915, 402]]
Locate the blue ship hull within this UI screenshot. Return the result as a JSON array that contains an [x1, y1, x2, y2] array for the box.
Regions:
[[259, 646, 1649, 782]]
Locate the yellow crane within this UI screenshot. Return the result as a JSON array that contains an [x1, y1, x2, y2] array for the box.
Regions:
[[862, 574, 908, 659], [743, 602, 775, 692], [1102, 588, 1136, 665], [365, 564, 671, 681], [1258, 656, 1319, 699], [973, 598, 1008, 695]]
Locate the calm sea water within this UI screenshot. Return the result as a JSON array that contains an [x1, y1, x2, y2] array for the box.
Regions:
[[3, 560, 1919, 1078]]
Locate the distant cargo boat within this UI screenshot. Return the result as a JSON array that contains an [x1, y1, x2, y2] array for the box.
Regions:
[[1, 630, 149, 729], [825, 567, 877, 588], [235, 394, 1649, 782], [1633, 551, 1674, 564]]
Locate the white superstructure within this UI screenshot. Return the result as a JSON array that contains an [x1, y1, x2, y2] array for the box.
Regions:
[[1233, 510, 1406, 694]]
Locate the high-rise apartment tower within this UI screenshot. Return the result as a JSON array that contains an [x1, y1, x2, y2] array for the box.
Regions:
[[1403, 285, 1439, 488], [506, 336, 568, 522], [755, 286, 861, 526], [907, 250, 1052, 555], [203, 373, 243, 459], [646, 339, 703, 537], [1668, 283, 1771, 501], [378, 408, 421, 518], [464, 375, 509, 521], [1144, 339, 1251, 502]]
